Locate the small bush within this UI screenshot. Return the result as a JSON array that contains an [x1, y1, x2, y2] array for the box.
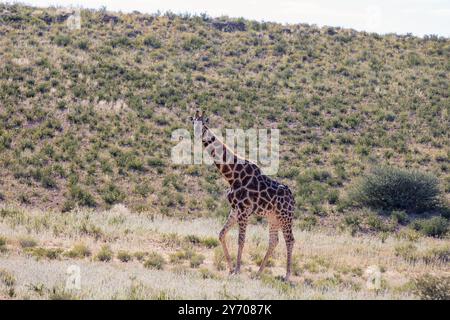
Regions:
[[144, 252, 165, 270], [96, 245, 113, 262], [170, 251, 187, 264], [421, 246, 450, 264], [199, 268, 217, 279], [350, 166, 441, 213], [134, 251, 147, 261], [143, 35, 161, 48], [54, 34, 71, 46], [413, 275, 450, 300], [297, 215, 317, 231], [70, 185, 96, 207], [26, 247, 62, 260], [189, 253, 205, 268], [200, 237, 219, 248], [0, 269, 16, 287], [343, 214, 361, 236], [101, 183, 125, 205], [391, 210, 408, 225], [410, 217, 448, 238], [117, 250, 132, 262], [184, 234, 201, 245], [394, 243, 418, 263], [19, 237, 38, 248], [65, 243, 91, 258], [0, 236, 6, 247]]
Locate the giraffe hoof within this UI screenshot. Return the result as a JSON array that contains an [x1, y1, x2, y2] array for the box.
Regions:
[[230, 269, 240, 276], [251, 272, 261, 280]]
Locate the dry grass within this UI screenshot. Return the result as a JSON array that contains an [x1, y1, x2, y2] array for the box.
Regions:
[[0, 204, 448, 299]]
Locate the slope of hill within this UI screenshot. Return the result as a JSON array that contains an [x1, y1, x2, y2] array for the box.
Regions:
[[0, 4, 449, 300], [0, 4, 449, 222]]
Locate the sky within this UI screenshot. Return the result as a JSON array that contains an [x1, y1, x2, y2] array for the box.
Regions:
[[9, 0, 450, 37]]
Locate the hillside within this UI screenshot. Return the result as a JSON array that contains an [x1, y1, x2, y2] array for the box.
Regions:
[[0, 4, 449, 300], [0, 4, 449, 222]]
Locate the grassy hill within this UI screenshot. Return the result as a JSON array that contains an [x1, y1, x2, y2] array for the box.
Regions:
[[0, 4, 449, 300], [0, 4, 449, 220]]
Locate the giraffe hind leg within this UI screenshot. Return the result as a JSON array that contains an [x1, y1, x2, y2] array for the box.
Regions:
[[257, 219, 279, 277], [282, 222, 295, 282], [233, 216, 248, 274], [219, 210, 237, 273]]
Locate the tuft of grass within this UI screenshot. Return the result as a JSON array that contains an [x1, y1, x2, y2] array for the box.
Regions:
[[143, 252, 166, 270], [394, 243, 419, 263], [65, 243, 91, 258], [189, 253, 205, 268], [117, 250, 133, 262], [95, 245, 113, 262], [134, 251, 147, 261], [19, 236, 38, 248], [0, 269, 16, 287], [0, 235, 7, 247], [200, 237, 219, 248], [25, 247, 63, 260], [198, 268, 218, 279]]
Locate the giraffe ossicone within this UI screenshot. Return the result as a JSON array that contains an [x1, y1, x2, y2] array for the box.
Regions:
[[190, 111, 296, 281]]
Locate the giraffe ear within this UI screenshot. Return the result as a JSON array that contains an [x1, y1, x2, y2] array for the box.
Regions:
[[188, 116, 193, 122], [204, 117, 209, 123]]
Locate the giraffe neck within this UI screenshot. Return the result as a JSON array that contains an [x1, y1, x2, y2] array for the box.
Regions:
[[201, 124, 239, 185]]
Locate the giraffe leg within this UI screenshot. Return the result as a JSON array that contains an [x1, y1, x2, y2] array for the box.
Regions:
[[282, 223, 295, 282], [219, 210, 237, 273], [257, 220, 279, 277], [232, 217, 248, 274]]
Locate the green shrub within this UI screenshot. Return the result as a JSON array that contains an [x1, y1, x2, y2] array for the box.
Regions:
[[117, 250, 132, 262], [26, 247, 62, 260], [134, 251, 147, 261], [54, 34, 71, 46], [144, 252, 165, 270], [410, 217, 448, 238], [350, 166, 441, 213], [95, 245, 113, 262], [0, 236, 7, 247], [413, 275, 450, 300], [101, 183, 125, 205], [70, 185, 96, 207], [143, 35, 161, 48], [394, 243, 418, 263], [184, 234, 201, 245], [189, 253, 205, 268], [391, 210, 408, 225], [200, 237, 219, 248], [343, 214, 361, 235], [65, 243, 91, 258], [297, 215, 317, 231]]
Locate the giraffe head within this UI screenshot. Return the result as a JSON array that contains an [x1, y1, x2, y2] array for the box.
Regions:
[[189, 110, 209, 132], [189, 110, 209, 123]]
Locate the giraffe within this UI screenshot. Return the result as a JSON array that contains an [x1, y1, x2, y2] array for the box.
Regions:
[[190, 111, 296, 281]]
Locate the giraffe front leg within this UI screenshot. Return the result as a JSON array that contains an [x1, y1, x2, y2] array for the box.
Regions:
[[232, 217, 248, 274], [219, 210, 237, 273]]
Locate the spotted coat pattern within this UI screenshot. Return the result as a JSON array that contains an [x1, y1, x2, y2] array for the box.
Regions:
[[191, 112, 295, 281]]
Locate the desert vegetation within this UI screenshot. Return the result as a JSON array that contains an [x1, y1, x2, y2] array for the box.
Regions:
[[0, 4, 449, 299], [0, 204, 449, 299]]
